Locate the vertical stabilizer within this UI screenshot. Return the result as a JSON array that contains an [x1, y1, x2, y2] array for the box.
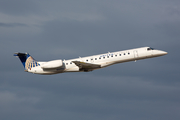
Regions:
[[14, 53, 40, 70]]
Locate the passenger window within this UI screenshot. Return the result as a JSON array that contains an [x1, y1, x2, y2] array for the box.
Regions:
[[95, 58, 97, 60], [124, 53, 126, 55], [119, 54, 121, 56], [103, 57, 105, 59]]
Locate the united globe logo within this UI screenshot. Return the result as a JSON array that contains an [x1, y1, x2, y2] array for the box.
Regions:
[[25, 56, 39, 70]]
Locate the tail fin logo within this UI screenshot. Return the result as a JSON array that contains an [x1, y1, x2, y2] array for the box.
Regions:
[[25, 56, 40, 70]]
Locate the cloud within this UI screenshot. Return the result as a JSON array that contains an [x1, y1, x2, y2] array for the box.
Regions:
[[0, 0, 41, 16], [0, 22, 27, 27], [0, 91, 40, 105], [0, 0, 180, 120]]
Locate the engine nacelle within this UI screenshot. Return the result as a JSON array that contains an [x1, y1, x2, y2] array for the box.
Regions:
[[41, 60, 63, 69]]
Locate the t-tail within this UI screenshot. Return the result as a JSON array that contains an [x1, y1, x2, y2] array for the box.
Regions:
[[14, 53, 40, 71]]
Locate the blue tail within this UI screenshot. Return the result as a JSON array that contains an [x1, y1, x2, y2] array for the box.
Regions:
[[14, 53, 40, 70]]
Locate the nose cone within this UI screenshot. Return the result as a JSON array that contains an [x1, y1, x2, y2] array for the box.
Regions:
[[161, 51, 168, 55], [153, 50, 168, 56]]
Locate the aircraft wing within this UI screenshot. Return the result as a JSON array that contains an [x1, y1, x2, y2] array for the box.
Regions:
[[72, 61, 101, 70]]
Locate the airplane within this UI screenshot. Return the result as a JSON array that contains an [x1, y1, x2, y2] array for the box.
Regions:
[[14, 47, 167, 75]]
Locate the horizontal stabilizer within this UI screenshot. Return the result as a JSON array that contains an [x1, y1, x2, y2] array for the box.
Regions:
[[14, 52, 28, 56]]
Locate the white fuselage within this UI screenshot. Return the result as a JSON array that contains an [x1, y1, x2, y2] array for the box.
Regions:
[[28, 47, 167, 75]]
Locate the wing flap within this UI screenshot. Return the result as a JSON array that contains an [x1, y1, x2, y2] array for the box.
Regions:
[[72, 61, 101, 69]]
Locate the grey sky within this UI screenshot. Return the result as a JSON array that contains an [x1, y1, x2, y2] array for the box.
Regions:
[[0, 0, 180, 120]]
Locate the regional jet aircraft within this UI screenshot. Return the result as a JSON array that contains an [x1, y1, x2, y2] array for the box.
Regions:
[[14, 47, 167, 75]]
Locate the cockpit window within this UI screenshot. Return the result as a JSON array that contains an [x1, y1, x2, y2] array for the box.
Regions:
[[147, 47, 154, 51]]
